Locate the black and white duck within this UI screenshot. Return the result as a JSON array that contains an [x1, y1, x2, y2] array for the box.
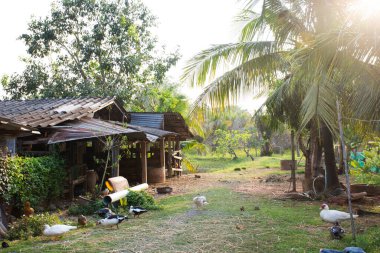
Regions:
[[129, 206, 148, 218]]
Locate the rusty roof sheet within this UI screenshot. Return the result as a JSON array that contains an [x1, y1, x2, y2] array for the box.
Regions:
[[0, 97, 118, 128], [48, 117, 146, 144]]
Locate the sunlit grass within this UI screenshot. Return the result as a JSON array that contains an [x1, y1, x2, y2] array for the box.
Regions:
[[184, 149, 304, 173]]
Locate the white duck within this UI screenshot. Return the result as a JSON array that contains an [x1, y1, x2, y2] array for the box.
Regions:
[[320, 204, 358, 223], [43, 224, 77, 237], [96, 215, 128, 228], [193, 195, 208, 209], [129, 206, 148, 218]]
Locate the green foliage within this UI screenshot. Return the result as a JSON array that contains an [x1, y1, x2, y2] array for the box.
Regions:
[[182, 157, 198, 173], [2, 0, 179, 110], [4, 155, 65, 211], [68, 200, 104, 216], [7, 213, 61, 240], [0, 152, 9, 198], [181, 140, 208, 156], [126, 191, 160, 210], [350, 139, 380, 185], [131, 83, 189, 114]]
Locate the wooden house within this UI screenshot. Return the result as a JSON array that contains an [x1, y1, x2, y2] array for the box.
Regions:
[[0, 97, 192, 198]]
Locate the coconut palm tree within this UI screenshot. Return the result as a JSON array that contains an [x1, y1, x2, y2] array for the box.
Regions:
[[182, 0, 380, 192]]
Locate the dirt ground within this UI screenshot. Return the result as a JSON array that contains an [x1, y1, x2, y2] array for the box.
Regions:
[[150, 169, 303, 198]]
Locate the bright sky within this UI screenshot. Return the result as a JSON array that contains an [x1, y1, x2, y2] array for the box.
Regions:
[[0, 0, 265, 112]]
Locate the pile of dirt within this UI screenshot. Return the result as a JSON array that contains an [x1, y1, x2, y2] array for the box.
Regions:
[[264, 174, 286, 183]]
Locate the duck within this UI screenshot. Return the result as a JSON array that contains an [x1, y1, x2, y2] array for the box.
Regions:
[[95, 208, 115, 218], [329, 222, 345, 240], [43, 224, 77, 237], [129, 206, 148, 218], [24, 201, 34, 217], [193, 196, 208, 209], [96, 215, 128, 228], [320, 247, 366, 253], [320, 204, 358, 223], [78, 215, 87, 226]]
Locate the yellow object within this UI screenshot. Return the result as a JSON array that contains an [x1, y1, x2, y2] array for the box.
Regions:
[[105, 181, 114, 192], [120, 197, 127, 207]]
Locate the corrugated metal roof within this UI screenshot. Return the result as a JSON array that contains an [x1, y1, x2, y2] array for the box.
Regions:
[[0, 97, 118, 128], [126, 112, 193, 140], [127, 124, 177, 138], [48, 117, 146, 144], [129, 113, 164, 129]]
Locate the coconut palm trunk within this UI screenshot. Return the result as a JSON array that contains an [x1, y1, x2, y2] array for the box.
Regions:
[[321, 124, 340, 192]]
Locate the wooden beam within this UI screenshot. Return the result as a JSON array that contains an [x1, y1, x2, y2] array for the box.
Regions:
[[175, 136, 180, 150], [140, 141, 147, 183], [159, 138, 166, 182], [111, 140, 120, 177], [167, 140, 173, 178]]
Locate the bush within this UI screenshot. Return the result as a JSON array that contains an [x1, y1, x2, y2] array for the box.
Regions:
[[4, 155, 66, 212], [7, 213, 61, 240], [126, 191, 160, 210], [0, 153, 9, 197], [68, 200, 104, 216]]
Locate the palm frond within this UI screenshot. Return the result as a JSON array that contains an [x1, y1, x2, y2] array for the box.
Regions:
[[181, 41, 278, 86], [188, 51, 287, 114]]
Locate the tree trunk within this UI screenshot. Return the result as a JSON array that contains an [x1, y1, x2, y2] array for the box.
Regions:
[[243, 148, 254, 161], [229, 148, 238, 160], [311, 135, 323, 178], [299, 135, 312, 191], [290, 130, 296, 192], [338, 144, 344, 175], [260, 141, 272, 156], [321, 125, 340, 191]]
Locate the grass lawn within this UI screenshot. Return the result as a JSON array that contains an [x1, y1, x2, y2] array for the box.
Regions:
[[7, 154, 380, 253]]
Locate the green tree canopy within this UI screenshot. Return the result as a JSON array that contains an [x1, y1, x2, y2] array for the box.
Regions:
[[2, 0, 179, 109]]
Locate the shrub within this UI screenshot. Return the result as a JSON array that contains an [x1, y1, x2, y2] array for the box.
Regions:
[[126, 191, 160, 210], [68, 200, 104, 216], [4, 155, 66, 212], [0, 153, 9, 197], [6, 213, 61, 240]]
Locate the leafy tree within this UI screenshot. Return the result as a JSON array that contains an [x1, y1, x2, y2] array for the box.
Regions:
[[255, 114, 274, 156], [239, 130, 256, 160], [130, 82, 189, 113], [214, 129, 240, 159], [2, 0, 179, 109]]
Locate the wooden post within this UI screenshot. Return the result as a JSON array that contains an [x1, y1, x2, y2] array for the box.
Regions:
[[111, 140, 120, 177], [291, 130, 297, 192], [175, 136, 180, 151], [336, 100, 356, 240], [167, 139, 173, 177], [159, 138, 166, 181], [140, 141, 147, 183]]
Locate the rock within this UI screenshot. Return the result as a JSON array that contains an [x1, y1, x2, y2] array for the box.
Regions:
[[236, 224, 245, 230]]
